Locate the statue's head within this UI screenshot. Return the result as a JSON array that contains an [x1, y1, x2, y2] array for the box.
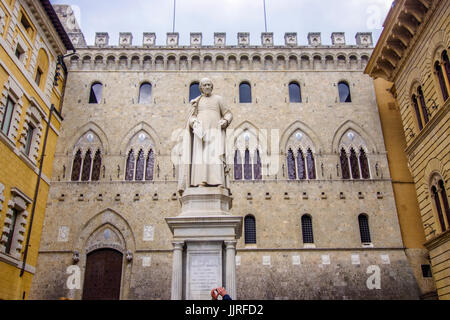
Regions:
[[199, 78, 213, 96]]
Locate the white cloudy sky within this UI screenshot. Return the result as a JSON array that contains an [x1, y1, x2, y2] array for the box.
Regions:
[[50, 0, 394, 46]]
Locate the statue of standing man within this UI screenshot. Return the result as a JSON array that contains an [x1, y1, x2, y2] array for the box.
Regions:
[[177, 78, 233, 195]]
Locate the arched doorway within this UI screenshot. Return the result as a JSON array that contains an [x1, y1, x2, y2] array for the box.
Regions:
[[82, 248, 123, 300]]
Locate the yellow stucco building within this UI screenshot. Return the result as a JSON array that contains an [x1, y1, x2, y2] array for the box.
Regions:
[[366, 0, 449, 299], [0, 0, 73, 299]]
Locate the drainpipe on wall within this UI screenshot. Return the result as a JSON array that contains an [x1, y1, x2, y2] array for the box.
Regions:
[[19, 104, 62, 278], [19, 51, 74, 279]]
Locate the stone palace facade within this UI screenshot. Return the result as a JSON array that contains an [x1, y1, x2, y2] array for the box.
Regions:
[[28, 5, 424, 300]]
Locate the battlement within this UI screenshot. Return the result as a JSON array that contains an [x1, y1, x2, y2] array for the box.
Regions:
[[68, 31, 373, 49]]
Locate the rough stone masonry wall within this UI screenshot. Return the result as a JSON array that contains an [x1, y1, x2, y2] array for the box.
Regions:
[[30, 34, 421, 299]]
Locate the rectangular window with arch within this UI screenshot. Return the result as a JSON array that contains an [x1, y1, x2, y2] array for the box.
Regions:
[[24, 122, 35, 156], [1, 97, 15, 136]]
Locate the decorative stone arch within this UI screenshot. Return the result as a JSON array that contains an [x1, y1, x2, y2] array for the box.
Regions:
[[33, 43, 52, 92], [300, 54, 311, 69], [360, 53, 370, 68], [336, 52, 347, 60], [424, 158, 448, 191], [337, 130, 370, 155], [280, 121, 323, 155], [167, 54, 177, 70], [426, 29, 449, 74], [72, 208, 136, 300], [178, 55, 188, 70], [94, 54, 105, 63], [214, 54, 226, 69], [119, 122, 161, 155], [331, 120, 377, 154], [406, 67, 424, 99], [287, 54, 299, 70], [348, 52, 359, 64], [66, 121, 109, 156], [75, 208, 136, 253], [311, 52, 322, 59], [275, 54, 286, 70], [214, 53, 226, 60], [250, 53, 262, 60], [106, 54, 117, 69], [81, 54, 92, 63], [69, 54, 80, 64], [229, 121, 267, 161], [130, 55, 141, 68], [261, 53, 276, 69], [202, 54, 213, 69], [324, 52, 335, 60], [190, 54, 201, 70]]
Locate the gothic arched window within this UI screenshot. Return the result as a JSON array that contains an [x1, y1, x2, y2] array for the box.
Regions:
[[239, 82, 252, 103], [139, 82, 152, 104], [432, 185, 446, 232], [439, 180, 450, 228], [443, 50, 450, 83], [244, 149, 252, 180], [349, 148, 360, 179], [81, 150, 92, 181], [435, 61, 449, 102], [418, 86, 429, 124], [135, 149, 145, 181], [244, 215, 256, 244], [145, 149, 154, 181], [89, 82, 102, 104], [91, 149, 102, 181], [289, 81, 302, 103], [125, 150, 135, 181], [296, 149, 306, 180], [253, 149, 262, 180], [287, 149, 296, 180], [189, 82, 200, 101], [301, 214, 314, 244], [71, 149, 82, 181], [338, 81, 351, 103], [412, 94, 423, 131], [306, 149, 316, 179], [340, 148, 350, 179], [234, 150, 242, 180], [359, 148, 370, 179], [358, 214, 371, 244]]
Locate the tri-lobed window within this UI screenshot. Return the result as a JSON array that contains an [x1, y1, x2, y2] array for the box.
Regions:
[[71, 149, 102, 181], [125, 149, 155, 181], [287, 148, 316, 180], [340, 147, 370, 179], [234, 149, 262, 181]]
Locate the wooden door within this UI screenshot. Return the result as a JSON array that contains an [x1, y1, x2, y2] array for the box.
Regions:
[[82, 249, 123, 300]]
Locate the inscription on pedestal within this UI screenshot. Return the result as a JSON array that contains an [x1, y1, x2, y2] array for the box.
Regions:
[[187, 248, 222, 300]]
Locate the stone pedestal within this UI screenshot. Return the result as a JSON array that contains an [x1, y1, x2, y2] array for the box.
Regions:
[[166, 187, 242, 300]]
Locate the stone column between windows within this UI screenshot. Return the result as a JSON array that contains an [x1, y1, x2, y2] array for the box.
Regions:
[[171, 241, 184, 300], [224, 240, 237, 300]]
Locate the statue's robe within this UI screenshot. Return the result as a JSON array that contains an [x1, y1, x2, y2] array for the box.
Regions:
[[177, 94, 232, 195]]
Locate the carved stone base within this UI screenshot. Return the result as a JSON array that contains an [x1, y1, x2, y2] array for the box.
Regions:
[[166, 187, 241, 300], [179, 187, 232, 217]]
